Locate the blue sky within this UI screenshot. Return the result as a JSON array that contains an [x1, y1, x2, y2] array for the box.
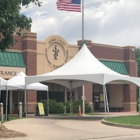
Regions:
[[21, 0, 140, 47]]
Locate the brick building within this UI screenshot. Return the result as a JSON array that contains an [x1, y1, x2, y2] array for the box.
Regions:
[[0, 30, 137, 113]]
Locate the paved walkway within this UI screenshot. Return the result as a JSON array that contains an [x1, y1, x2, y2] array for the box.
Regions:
[[1, 112, 140, 140]]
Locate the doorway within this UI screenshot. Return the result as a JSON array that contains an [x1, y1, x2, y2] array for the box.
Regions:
[[93, 92, 109, 112], [93, 93, 100, 111]]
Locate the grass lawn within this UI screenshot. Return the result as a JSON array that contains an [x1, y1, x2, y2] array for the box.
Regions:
[[2, 116, 22, 123], [105, 115, 140, 126]]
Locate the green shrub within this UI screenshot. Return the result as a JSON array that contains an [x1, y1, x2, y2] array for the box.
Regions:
[[41, 99, 65, 113], [41, 99, 92, 114], [64, 100, 92, 113]]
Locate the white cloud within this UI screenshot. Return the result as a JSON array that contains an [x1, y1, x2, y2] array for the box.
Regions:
[[20, 0, 140, 47]]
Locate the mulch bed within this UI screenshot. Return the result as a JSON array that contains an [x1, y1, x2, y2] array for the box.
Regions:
[[0, 125, 27, 138]]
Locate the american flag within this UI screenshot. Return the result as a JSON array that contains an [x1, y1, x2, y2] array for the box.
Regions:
[[56, 0, 81, 12]]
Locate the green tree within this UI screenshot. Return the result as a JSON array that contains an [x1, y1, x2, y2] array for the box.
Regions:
[[135, 47, 140, 111], [135, 47, 140, 77], [0, 0, 41, 51]]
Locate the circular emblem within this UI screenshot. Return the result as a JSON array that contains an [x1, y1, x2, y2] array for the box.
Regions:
[[45, 38, 69, 69]]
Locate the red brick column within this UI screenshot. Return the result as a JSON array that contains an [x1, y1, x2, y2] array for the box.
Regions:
[[77, 85, 93, 108], [22, 33, 37, 113], [77, 86, 82, 99], [123, 85, 136, 111], [123, 47, 137, 111], [85, 84, 93, 109], [85, 84, 92, 102]]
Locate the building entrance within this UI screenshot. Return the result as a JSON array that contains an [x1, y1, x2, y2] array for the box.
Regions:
[[93, 93, 100, 111], [93, 92, 109, 112]]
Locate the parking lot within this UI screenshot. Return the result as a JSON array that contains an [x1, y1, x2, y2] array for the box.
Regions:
[[2, 114, 140, 140]]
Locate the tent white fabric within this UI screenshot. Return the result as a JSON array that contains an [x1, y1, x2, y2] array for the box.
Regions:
[[0, 77, 7, 86], [0, 77, 8, 91], [5, 71, 48, 120], [8, 72, 48, 91], [25, 44, 140, 87], [25, 44, 140, 117]]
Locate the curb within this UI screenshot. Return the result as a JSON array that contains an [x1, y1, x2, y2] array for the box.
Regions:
[[102, 119, 140, 129], [29, 115, 104, 120]]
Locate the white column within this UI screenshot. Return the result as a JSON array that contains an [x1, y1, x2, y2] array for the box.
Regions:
[[103, 85, 107, 118], [104, 85, 109, 113], [82, 85, 85, 115]]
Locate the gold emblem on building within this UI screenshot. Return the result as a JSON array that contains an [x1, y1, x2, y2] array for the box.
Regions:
[[45, 38, 69, 69]]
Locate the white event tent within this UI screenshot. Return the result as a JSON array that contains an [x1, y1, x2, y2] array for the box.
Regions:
[[8, 71, 48, 91], [25, 44, 140, 117], [0, 77, 7, 86], [4, 71, 48, 119], [0, 77, 8, 100]]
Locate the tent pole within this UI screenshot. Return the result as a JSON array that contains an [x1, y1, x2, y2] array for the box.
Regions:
[[6, 86, 8, 121], [18, 90, 20, 114], [70, 81, 73, 116], [139, 87, 140, 115], [82, 85, 85, 115], [18, 90, 20, 102], [47, 90, 49, 116], [24, 86, 27, 117], [103, 85, 107, 118], [0, 90, 1, 101], [104, 85, 109, 113]]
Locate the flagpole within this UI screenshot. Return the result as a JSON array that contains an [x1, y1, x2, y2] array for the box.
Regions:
[[82, 0, 84, 42], [82, 0, 85, 116]]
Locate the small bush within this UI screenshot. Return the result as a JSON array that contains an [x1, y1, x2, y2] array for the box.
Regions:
[[41, 99, 65, 113], [64, 100, 92, 113], [41, 99, 92, 114]]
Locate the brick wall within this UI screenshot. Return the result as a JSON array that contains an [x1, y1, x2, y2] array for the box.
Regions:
[[77, 85, 92, 102], [89, 44, 124, 60], [10, 33, 38, 113], [23, 51, 37, 75], [77, 86, 82, 99], [85, 84, 92, 102], [12, 36, 23, 50], [27, 91, 37, 113], [123, 47, 137, 111], [22, 33, 37, 113]]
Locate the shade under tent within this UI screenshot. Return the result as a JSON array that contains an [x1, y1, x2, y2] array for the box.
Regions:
[[2, 72, 48, 120]]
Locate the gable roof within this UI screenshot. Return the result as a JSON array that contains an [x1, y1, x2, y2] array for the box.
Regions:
[[8, 71, 48, 91], [25, 44, 140, 88]]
